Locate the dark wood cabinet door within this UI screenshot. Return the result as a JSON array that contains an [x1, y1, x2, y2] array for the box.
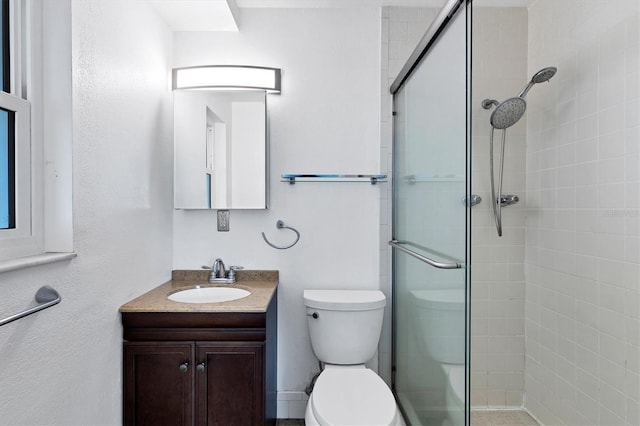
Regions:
[[196, 342, 265, 426], [124, 342, 194, 426]]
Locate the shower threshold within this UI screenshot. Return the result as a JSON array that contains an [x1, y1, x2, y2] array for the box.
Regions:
[[471, 409, 539, 426]]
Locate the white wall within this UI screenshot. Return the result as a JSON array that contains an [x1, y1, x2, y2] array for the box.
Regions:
[[172, 7, 381, 418], [0, 1, 174, 424], [524, 1, 639, 424]]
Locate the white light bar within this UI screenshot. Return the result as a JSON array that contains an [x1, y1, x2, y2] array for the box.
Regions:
[[172, 65, 281, 93]]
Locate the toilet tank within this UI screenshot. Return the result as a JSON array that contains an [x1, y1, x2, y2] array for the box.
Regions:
[[303, 290, 386, 365]]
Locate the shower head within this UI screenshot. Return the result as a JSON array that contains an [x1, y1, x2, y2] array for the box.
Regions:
[[518, 66, 557, 98], [483, 66, 556, 129], [532, 66, 557, 83], [490, 97, 526, 129]]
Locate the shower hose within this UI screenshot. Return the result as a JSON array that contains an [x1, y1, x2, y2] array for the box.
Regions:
[[489, 127, 506, 237]]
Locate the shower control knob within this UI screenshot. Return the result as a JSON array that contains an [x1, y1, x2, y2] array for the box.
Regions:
[[499, 194, 519, 207]]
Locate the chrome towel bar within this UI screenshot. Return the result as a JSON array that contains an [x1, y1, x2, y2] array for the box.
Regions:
[[0, 286, 61, 327], [389, 240, 462, 269], [281, 174, 387, 184]]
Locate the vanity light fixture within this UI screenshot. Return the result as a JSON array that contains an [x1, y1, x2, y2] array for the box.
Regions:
[[172, 65, 281, 93]]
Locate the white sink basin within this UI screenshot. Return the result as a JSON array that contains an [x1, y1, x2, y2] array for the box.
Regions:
[[168, 286, 251, 304]]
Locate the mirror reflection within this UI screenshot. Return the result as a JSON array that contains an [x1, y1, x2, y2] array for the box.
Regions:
[[174, 90, 267, 209]]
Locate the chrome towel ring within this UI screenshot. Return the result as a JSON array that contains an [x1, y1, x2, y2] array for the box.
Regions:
[[262, 220, 300, 250]]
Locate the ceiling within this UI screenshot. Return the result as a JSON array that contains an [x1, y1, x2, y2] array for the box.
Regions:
[[147, 0, 239, 31], [147, 0, 536, 31]]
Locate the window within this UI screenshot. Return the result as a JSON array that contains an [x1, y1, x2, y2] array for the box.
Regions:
[[0, 107, 15, 230], [0, 0, 74, 269], [0, 0, 12, 230], [0, 0, 38, 263], [1, 0, 9, 93]]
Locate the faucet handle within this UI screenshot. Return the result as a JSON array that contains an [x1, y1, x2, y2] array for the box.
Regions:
[[228, 266, 244, 281]]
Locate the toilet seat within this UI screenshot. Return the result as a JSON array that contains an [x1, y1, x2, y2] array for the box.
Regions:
[[310, 368, 398, 426]]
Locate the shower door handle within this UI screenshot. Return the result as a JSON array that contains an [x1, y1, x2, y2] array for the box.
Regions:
[[388, 240, 462, 269]]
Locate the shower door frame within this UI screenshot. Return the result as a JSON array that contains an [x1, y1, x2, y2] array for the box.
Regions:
[[389, 0, 472, 424]]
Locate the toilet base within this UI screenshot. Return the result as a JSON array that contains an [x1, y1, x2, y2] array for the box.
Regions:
[[304, 398, 321, 426], [443, 364, 465, 426]]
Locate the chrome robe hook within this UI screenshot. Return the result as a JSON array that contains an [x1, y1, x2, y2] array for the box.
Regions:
[[262, 220, 300, 250]]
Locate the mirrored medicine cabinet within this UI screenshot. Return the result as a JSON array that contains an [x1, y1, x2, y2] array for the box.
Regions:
[[173, 90, 267, 210]]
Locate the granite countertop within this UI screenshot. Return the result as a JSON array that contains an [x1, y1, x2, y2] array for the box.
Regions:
[[119, 270, 278, 313]]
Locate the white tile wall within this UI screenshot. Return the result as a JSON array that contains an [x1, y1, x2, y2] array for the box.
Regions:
[[471, 6, 529, 409], [525, 1, 640, 424]]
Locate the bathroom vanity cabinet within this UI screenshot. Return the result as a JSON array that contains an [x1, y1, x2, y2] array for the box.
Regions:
[[120, 272, 277, 426]]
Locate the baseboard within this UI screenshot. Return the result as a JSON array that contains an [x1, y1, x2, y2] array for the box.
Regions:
[[276, 391, 308, 419]]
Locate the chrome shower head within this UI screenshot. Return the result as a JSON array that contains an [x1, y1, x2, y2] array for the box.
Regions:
[[532, 66, 557, 83], [518, 66, 557, 98], [490, 97, 526, 129]]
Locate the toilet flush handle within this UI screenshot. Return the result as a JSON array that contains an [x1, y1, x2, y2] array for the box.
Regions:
[[307, 312, 319, 319]]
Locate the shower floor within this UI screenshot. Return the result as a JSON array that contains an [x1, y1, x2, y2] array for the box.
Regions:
[[472, 410, 539, 425]]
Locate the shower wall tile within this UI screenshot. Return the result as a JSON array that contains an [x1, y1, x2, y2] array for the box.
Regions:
[[525, 1, 640, 425], [471, 5, 528, 409]]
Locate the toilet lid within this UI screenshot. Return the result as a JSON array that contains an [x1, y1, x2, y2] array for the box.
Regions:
[[304, 290, 386, 311], [311, 368, 397, 426]]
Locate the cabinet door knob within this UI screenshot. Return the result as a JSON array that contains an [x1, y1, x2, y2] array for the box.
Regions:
[[196, 363, 206, 372], [179, 362, 189, 373]]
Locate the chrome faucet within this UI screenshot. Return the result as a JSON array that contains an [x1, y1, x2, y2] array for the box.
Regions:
[[205, 258, 243, 283], [211, 258, 226, 279]]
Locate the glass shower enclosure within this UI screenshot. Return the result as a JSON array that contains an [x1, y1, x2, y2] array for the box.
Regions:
[[390, 1, 471, 425]]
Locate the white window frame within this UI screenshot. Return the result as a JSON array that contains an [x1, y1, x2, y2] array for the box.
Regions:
[[0, 0, 74, 271], [0, 91, 36, 259]]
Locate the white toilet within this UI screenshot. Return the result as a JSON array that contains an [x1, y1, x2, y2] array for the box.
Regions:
[[303, 289, 405, 426], [410, 289, 465, 425]]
